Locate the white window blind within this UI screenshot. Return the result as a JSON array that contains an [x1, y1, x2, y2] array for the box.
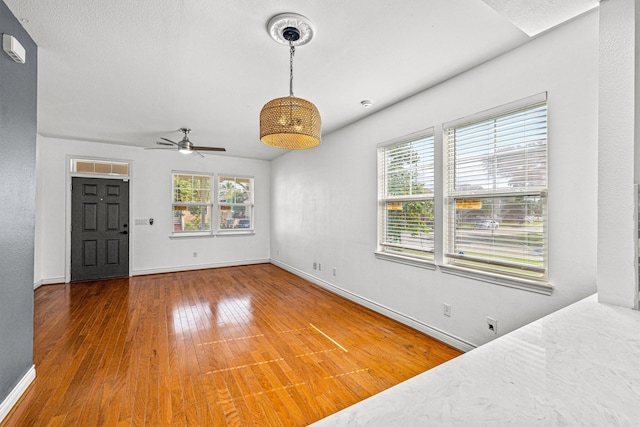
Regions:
[[444, 100, 548, 279], [378, 132, 435, 260]]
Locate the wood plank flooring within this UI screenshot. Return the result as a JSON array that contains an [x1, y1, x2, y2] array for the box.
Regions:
[[2, 264, 461, 426]]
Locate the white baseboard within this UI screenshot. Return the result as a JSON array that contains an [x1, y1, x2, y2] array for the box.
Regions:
[[270, 259, 476, 353], [132, 258, 270, 276], [34, 260, 271, 285], [0, 365, 36, 424], [33, 277, 65, 290]]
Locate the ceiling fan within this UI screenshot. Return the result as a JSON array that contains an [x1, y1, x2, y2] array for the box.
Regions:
[[147, 128, 226, 157]]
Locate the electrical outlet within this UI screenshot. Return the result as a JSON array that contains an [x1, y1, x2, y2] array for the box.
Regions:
[[487, 317, 498, 334], [193, 252, 198, 258], [443, 303, 451, 317], [318, 263, 322, 271], [313, 262, 317, 270], [332, 267, 337, 276]]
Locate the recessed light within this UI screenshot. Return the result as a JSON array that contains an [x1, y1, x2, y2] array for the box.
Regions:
[[361, 100, 373, 108]]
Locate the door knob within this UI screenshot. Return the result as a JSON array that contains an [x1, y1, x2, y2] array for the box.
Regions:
[[120, 230, 128, 235]]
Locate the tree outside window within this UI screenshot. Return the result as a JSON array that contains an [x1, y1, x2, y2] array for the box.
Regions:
[[218, 176, 253, 230], [378, 133, 434, 260], [172, 173, 211, 232]]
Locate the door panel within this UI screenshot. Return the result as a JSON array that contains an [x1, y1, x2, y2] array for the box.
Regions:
[[71, 177, 129, 281], [106, 239, 120, 264], [106, 204, 120, 230], [83, 240, 98, 266], [83, 204, 98, 230]]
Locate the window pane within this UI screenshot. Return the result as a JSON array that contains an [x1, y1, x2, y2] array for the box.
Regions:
[[218, 177, 251, 204], [75, 161, 94, 173], [173, 174, 211, 203], [111, 164, 129, 175], [95, 163, 111, 174], [451, 103, 547, 192], [172, 205, 211, 232], [384, 136, 434, 197], [451, 196, 544, 277], [219, 205, 252, 229], [382, 200, 434, 257]]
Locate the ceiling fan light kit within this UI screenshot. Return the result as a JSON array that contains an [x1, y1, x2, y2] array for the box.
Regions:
[[260, 13, 321, 150], [146, 128, 226, 157]]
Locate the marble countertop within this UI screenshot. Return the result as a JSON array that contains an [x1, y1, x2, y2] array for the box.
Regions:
[[310, 295, 640, 426]]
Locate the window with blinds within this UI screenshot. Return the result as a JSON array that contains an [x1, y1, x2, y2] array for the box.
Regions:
[[378, 131, 435, 260], [444, 99, 547, 280]]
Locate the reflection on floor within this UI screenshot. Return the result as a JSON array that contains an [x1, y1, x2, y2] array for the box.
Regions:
[[3, 264, 461, 426]]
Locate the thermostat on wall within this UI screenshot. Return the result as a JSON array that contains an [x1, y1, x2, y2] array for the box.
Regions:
[[3, 34, 26, 64]]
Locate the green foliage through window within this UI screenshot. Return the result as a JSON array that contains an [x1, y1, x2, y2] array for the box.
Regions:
[[172, 174, 212, 232], [378, 133, 435, 259]]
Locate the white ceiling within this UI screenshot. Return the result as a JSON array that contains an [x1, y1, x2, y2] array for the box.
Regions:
[[4, 0, 597, 160]]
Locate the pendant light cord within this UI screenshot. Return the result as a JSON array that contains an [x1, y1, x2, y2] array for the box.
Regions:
[[289, 41, 295, 97]]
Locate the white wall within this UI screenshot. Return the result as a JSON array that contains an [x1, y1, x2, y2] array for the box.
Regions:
[[597, 0, 638, 308], [270, 13, 599, 349], [34, 137, 271, 284]]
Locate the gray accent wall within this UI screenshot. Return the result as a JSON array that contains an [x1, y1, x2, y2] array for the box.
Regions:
[[0, 0, 37, 404]]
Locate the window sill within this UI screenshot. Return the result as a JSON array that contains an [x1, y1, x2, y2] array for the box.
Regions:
[[438, 264, 553, 295], [374, 252, 436, 270], [169, 230, 255, 239], [217, 230, 255, 236], [169, 232, 215, 239]]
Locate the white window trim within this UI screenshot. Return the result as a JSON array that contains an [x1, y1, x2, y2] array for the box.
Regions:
[[442, 92, 547, 130], [374, 251, 436, 270], [438, 264, 552, 295]]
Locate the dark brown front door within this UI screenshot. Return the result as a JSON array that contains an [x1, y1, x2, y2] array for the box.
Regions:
[[71, 177, 129, 281]]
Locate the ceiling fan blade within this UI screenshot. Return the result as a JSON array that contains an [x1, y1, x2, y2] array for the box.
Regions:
[[156, 141, 175, 146], [192, 150, 205, 158], [144, 147, 175, 150], [160, 137, 179, 145], [192, 146, 226, 152]]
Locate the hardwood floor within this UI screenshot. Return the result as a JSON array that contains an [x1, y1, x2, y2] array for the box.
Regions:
[[2, 264, 461, 426]]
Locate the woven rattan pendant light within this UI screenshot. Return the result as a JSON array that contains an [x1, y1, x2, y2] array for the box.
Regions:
[[260, 14, 321, 150]]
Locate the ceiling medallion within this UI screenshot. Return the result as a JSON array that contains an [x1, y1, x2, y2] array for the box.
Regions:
[[267, 13, 315, 46]]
